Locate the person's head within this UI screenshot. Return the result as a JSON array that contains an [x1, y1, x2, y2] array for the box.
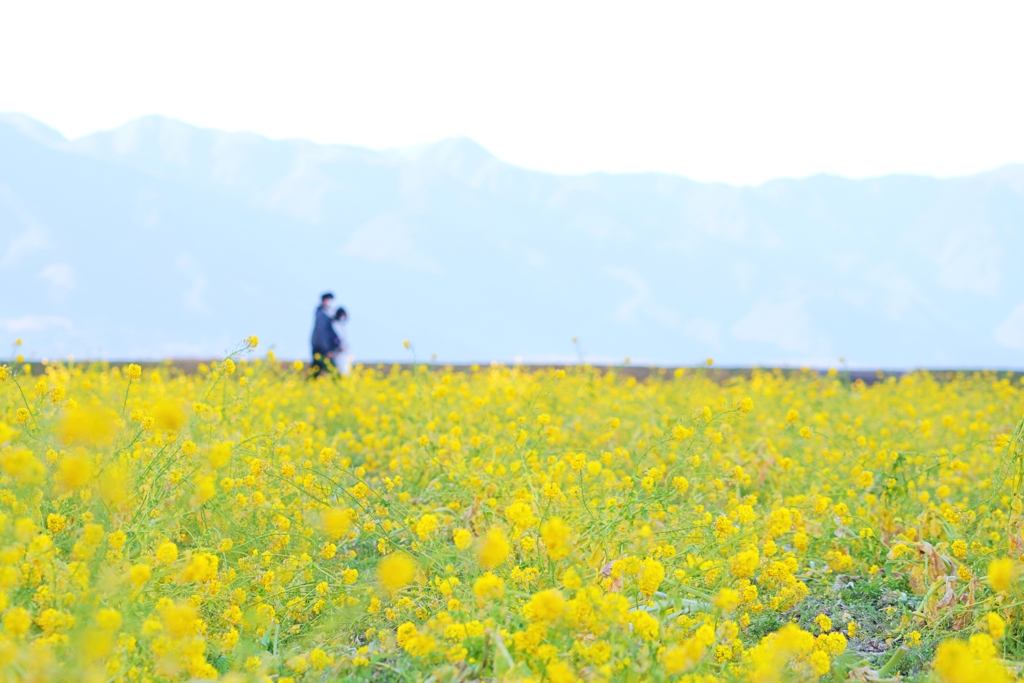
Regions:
[[320, 292, 334, 309], [333, 307, 347, 322]]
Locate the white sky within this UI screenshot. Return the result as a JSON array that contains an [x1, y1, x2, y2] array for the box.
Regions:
[[1, 0, 1022, 185]]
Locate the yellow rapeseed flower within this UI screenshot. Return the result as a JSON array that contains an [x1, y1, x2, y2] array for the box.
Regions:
[[988, 558, 1015, 593], [58, 407, 117, 446], [152, 400, 186, 432], [525, 589, 565, 622], [56, 453, 94, 490], [0, 351, 1021, 680], [540, 518, 571, 560], [378, 553, 416, 594], [3, 607, 31, 638], [155, 541, 178, 564], [452, 528, 473, 550], [478, 528, 510, 569], [323, 508, 353, 540]]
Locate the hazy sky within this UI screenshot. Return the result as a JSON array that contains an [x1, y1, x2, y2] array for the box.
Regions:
[[2, 0, 1022, 184]]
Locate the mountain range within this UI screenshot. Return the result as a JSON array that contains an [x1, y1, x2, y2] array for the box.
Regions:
[[2, 112, 1023, 367]]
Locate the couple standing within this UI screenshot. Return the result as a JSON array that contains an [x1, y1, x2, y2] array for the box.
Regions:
[[311, 292, 348, 377]]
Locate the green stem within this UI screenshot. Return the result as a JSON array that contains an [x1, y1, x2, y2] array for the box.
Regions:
[[877, 646, 908, 677], [121, 377, 133, 417]]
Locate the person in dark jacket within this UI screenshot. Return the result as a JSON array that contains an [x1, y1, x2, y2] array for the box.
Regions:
[[311, 292, 340, 378]]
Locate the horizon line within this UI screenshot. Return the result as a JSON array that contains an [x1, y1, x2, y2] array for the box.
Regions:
[[6, 357, 1024, 377]]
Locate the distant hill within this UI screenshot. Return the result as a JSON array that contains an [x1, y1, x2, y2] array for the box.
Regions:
[[2, 113, 1023, 367]]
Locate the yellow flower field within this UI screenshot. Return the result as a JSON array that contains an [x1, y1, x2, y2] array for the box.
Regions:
[[1, 342, 1023, 682]]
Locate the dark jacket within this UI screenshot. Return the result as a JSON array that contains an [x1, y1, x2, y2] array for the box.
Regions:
[[311, 307, 339, 354]]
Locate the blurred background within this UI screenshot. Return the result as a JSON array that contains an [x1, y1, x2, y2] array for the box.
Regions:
[[2, 1, 1023, 367]]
